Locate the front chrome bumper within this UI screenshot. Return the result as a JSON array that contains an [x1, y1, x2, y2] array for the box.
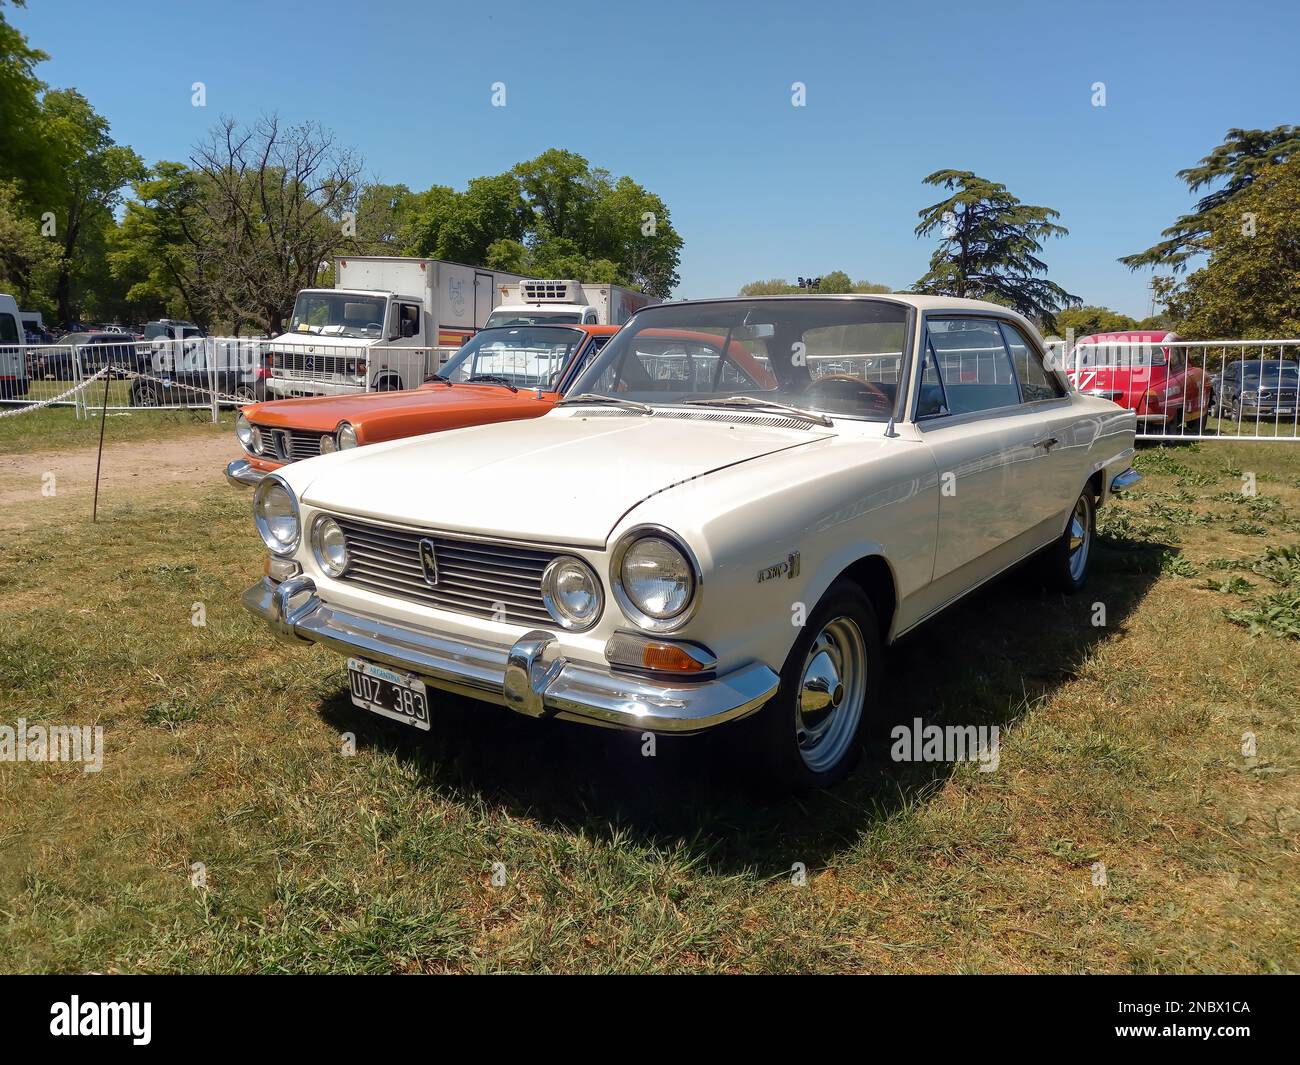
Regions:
[[242, 576, 779, 733], [226, 458, 267, 487]]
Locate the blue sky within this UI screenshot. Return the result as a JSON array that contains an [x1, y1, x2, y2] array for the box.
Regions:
[[14, 0, 1300, 318]]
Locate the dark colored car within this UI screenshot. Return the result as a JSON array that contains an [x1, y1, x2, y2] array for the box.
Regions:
[[43, 331, 149, 379], [1212, 359, 1299, 420]]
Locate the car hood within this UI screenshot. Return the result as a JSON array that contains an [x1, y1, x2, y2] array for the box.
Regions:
[[296, 412, 832, 546], [246, 384, 553, 433]]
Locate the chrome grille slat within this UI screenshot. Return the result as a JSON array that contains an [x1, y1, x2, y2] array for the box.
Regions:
[[330, 514, 559, 624], [251, 424, 322, 463]]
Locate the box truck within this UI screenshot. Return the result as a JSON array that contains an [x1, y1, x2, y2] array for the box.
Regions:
[[485, 279, 656, 328], [265, 257, 530, 398]]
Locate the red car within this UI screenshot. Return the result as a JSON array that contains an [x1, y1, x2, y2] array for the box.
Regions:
[[1067, 330, 1211, 433]]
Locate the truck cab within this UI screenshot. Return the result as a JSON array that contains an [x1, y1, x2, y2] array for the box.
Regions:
[[0, 294, 29, 400], [485, 279, 653, 328]]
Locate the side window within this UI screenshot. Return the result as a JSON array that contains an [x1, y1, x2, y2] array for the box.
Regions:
[[0, 314, 19, 345], [924, 318, 1020, 415], [1167, 347, 1185, 372], [399, 304, 420, 339], [1000, 321, 1065, 401], [916, 343, 949, 418]]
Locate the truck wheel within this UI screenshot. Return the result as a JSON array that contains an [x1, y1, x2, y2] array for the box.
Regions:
[[1042, 488, 1095, 593], [742, 579, 882, 792], [374, 375, 401, 392]]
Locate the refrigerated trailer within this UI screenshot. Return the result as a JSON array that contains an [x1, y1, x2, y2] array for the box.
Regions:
[[265, 257, 531, 398], [485, 279, 656, 327]]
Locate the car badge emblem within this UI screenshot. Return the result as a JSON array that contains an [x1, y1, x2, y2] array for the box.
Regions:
[[418, 538, 439, 587]]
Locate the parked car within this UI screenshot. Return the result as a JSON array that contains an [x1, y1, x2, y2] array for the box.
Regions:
[[226, 324, 620, 486], [41, 331, 146, 380], [1067, 330, 1210, 433], [1210, 358, 1299, 420], [241, 295, 1139, 790]]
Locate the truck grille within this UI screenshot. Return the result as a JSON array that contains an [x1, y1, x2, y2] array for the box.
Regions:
[[251, 426, 322, 462], [270, 351, 358, 379], [332, 515, 558, 626]]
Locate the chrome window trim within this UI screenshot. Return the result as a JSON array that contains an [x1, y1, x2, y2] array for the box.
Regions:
[[609, 524, 703, 634]]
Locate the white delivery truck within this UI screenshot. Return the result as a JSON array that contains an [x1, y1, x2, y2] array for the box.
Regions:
[[485, 279, 656, 328], [266, 257, 530, 398], [0, 293, 29, 399]]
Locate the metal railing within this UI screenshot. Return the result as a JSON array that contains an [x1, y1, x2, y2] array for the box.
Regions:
[[1045, 339, 1300, 442]]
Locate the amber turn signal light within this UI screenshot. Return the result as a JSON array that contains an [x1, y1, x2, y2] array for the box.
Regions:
[[605, 632, 716, 674]]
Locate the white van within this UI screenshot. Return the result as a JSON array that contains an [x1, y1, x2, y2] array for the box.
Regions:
[[0, 293, 29, 399]]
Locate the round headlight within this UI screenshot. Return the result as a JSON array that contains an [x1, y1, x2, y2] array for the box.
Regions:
[[614, 531, 698, 629], [541, 556, 602, 630], [250, 425, 263, 454], [253, 476, 300, 555], [337, 422, 358, 450], [319, 433, 337, 454], [236, 413, 253, 447], [311, 515, 348, 577]]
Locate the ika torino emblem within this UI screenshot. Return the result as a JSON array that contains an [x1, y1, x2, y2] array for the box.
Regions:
[[758, 551, 800, 583], [418, 538, 439, 587]]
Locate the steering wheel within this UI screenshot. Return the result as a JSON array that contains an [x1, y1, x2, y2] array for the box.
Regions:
[[806, 374, 891, 414]]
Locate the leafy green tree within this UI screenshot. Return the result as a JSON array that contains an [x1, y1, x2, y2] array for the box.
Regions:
[[38, 89, 144, 324], [739, 274, 891, 296], [912, 169, 1077, 328], [0, 1, 51, 197], [0, 178, 61, 309], [427, 174, 529, 264], [352, 182, 419, 254], [1053, 305, 1138, 338], [586, 175, 682, 296], [1155, 158, 1300, 338], [1120, 126, 1300, 272]]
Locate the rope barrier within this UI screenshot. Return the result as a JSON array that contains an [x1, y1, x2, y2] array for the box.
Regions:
[[0, 367, 111, 419]]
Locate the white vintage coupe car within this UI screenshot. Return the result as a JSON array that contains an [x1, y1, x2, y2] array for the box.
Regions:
[[243, 295, 1139, 789]]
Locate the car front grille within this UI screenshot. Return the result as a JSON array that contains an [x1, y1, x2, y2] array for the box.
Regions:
[[251, 426, 322, 462], [331, 514, 558, 626]]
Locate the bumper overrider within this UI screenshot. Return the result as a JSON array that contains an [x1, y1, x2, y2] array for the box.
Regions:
[[242, 575, 780, 733], [226, 458, 268, 487]]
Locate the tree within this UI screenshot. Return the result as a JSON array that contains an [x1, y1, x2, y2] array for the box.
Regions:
[[109, 162, 206, 325], [38, 89, 144, 324], [738, 275, 890, 296], [0, 179, 61, 309], [188, 115, 364, 334], [1053, 305, 1137, 338], [1155, 158, 1300, 338], [0, 1, 51, 197], [1120, 126, 1300, 272], [912, 169, 1077, 329], [352, 182, 419, 254]]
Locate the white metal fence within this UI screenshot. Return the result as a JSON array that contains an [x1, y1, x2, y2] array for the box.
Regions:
[[1045, 339, 1299, 442]]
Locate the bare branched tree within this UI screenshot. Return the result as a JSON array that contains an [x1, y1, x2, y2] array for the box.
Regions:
[[189, 115, 362, 334]]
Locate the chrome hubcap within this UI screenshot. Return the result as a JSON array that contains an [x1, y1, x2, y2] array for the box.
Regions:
[[796, 617, 867, 773], [1068, 495, 1091, 581]]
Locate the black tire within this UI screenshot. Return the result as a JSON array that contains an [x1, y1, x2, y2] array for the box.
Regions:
[[130, 380, 164, 408], [1042, 488, 1096, 593], [741, 579, 883, 792]]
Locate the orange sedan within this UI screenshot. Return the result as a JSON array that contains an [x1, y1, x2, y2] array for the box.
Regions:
[[226, 324, 618, 486]]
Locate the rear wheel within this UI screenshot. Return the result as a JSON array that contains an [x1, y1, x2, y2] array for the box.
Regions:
[[742, 580, 882, 792], [1043, 488, 1095, 593]]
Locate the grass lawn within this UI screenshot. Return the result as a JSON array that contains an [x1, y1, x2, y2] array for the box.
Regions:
[[0, 401, 234, 455], [0, 433, 1296, 973]]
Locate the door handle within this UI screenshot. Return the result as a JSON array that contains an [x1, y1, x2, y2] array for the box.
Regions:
[[1032, 436, 1059, 451]]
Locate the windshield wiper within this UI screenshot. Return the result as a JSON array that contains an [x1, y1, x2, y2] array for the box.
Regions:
[[423, 373, 453, 386], [557, 393, 652, 414], [468, 374, 518, 392], [685, 395, 833, 426]]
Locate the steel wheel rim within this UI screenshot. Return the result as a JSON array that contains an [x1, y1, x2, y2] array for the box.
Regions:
[[1068, 495, 1091, 582], [795, 616, 867, 773]]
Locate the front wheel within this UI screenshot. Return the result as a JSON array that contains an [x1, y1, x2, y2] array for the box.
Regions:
[[1043, 489, 1095, 593], [741, 580, 882, 792]]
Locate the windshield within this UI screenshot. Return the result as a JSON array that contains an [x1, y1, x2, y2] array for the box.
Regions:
[[439, 326, 586, 389], [485, 310, 582, 327], [1241, 363, 1299, 386], [1074, 340, 1167, 368], [564, 298, 908, 421], [289, 292, 387, 339]]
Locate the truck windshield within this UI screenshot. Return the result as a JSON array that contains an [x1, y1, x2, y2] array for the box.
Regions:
[[485, 310, 582, 327], [565, 298, 908, 421], [290, 293, 387, 339], [440, 326, 586, 389]]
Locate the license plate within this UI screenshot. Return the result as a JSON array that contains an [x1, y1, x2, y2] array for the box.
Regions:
[[346, 658, 430, 730]]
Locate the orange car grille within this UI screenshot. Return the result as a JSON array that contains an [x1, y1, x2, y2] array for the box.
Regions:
[[251, 426, 322, 463], [330, 515, 557, 626]]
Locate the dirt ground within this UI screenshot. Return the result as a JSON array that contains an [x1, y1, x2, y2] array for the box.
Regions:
[[0, 433, 241, 528]]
